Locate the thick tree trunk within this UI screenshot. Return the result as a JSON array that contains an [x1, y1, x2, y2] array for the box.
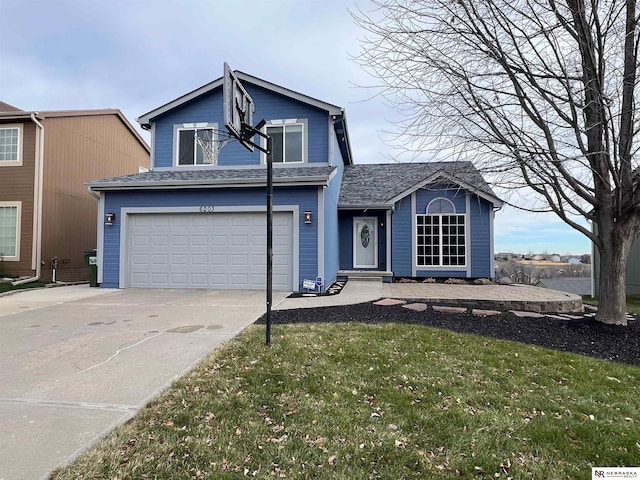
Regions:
[[596, 232, 633, 325]]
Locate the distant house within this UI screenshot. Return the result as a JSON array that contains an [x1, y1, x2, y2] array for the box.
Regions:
[[0, 102, 150, 282], [87, 69, 502, 291]]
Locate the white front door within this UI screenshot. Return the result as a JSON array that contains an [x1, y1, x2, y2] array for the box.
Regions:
[[353, 217, 377, 268]]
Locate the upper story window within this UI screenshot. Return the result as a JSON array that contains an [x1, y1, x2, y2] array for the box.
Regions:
[[0, 125, 22, 166], [174, 123, 217, 166], [262, 119, 307, 164]]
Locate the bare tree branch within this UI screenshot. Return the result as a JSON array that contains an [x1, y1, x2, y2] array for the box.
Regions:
[[353, 0, 640, 324]]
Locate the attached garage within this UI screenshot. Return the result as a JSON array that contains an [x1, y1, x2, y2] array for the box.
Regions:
[[125, 211, 294, 290]]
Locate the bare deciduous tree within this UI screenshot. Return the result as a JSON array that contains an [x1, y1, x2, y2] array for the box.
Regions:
[[353, 0, 639, 325]]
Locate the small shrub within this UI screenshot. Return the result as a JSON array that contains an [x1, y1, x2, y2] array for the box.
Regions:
[[422, 277, 436, 283], [473, 278, 493, 285], [444, 278, 468, 284], [497, 277, 513, 285], [398, 277, 417, 283]]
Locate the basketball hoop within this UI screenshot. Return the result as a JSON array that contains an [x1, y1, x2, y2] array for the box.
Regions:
[[194, 128, 234, 165]]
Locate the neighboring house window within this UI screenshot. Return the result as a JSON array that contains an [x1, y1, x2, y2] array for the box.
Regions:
[[174, 124, 217, 166], [0, 125, 22, 166], [262, 119, 307, 163], [0, 202, 20, 261], [416, 198, 466, 267]]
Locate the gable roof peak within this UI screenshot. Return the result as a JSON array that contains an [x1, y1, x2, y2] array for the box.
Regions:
[[137, 67, 344, 127]]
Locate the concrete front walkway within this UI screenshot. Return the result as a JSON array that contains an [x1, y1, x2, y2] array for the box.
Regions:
[[275, 280, 582, 313]]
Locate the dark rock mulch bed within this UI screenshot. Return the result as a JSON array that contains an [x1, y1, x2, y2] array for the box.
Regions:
[[258, 302, 640, 366]]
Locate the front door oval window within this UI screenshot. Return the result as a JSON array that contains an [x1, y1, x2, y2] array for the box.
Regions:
[[361, 224, 370, 248]]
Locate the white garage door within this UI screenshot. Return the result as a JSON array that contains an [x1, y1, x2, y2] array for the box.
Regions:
[[128, 212, 293, 290]]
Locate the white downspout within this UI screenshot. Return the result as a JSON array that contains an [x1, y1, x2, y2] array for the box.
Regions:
[[13, 114, 44, 285]]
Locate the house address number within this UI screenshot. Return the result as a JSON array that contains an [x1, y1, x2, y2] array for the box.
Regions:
[[199, 206, 215, 213]]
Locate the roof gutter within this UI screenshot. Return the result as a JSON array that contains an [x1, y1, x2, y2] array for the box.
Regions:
[[86, 184, 100, 200], [13, 113, 44, 285], [87, 175, 332, 191], [338, 204, 393, 210]]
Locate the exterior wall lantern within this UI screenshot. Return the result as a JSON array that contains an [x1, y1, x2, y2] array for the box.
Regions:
[[304, 211, 312, 224], [105, 213, 116, 225]]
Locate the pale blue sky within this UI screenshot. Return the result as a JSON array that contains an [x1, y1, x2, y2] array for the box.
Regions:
[[0, 0, 591, 255]]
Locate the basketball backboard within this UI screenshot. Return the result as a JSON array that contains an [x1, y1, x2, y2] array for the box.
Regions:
[[223, 62, 255, 152]]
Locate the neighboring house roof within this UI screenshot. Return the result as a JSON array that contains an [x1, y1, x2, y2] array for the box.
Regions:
[[537, 278, 592, 296], [0, 107, 149, 153], [338, 161, 502, 209], [0, 101, 22, 112], [136, 70, 353, 165], [88, 165, 337, 191]]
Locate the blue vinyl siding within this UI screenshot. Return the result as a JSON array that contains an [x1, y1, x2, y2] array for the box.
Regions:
[[152, 83, 329, 169], [101, 187, 318, 288], [416, 270, 467, 277], [469, 195, 492, 278], [323, 166, 342, 287], [338, 214, 353, 269], [391, 196, 413, 276]]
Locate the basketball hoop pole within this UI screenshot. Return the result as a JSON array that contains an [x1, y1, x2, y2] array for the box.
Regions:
[[266, 135, 273, 346], [239, 122, 273, 346]]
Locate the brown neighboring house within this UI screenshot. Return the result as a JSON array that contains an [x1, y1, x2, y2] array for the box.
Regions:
[[0, 101, 150, 283]]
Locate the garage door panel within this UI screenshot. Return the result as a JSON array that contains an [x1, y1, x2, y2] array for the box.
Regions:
[[211, 235, 228, 246], [191, 235, 208, 246], [131, 272, 149, 284], [150, 273, 169, 285], [152, 217, 170, 228], [171, 236, 188, 247], [210, 254, 227, 265], [128, 212, 293, 290], [191, 254, 208, 265], [170, 254, 187, 265], [232, 235, 248, 246], [171, 273, 188, 285], [232, 216, 250, 226], [190, 273, 207, 286], [152, 254, 169, 265], [151, 236, 169, 246], [132, 235, 149, 247]]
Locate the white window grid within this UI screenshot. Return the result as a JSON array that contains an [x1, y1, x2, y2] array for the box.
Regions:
[[416, 214, 466, 267], [0, 127, 19, 162]]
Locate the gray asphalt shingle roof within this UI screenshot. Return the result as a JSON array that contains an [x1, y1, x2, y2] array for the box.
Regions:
[[88, 166, 336, 189], [338, 161, 500, 207]]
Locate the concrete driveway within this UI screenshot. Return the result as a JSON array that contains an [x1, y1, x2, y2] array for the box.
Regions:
[[0, 285, 287, 480]]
